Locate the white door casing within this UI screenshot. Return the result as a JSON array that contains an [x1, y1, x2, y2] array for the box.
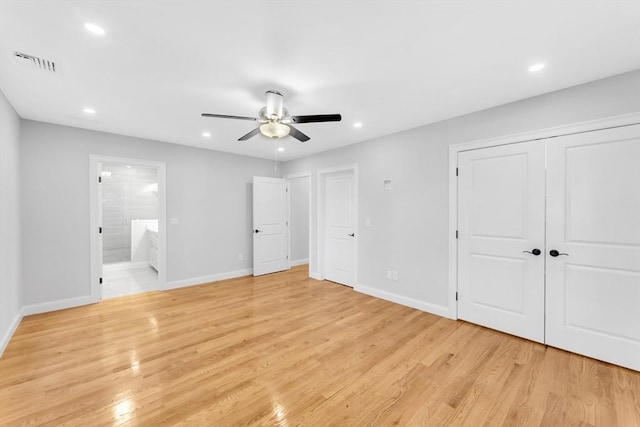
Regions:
[[457, 141, 546, 343], [253, 176, 289, 276], [323, 171, 356, 286], [545, 124, 640, 371], [97, 162, 104, 300]]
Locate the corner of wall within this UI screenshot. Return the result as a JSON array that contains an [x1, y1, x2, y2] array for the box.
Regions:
[[0, 90, 23, 357], [0, 307, 23, 357]]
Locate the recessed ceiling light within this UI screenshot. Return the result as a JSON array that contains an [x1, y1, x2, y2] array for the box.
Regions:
[[202, 131, 211, 138], [84, 22, 105, 36], [353, 122, 363, 128], [83, 107, 96, 115], [277, 147, 285, 152], [528, 63, 545, 72]]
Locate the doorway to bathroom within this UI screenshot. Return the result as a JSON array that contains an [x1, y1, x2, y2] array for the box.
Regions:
[[89, 156, 167, 302]]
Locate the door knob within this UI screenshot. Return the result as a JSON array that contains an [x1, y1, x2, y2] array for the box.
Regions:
[[254, 229, 263, 234], [549, 249, 569, 257], [348, 233, 355, 237], [523, 248, 541, 256]]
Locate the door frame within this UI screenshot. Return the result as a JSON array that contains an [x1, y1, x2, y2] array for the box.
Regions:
[[89, 155, 167, 303], [448, 112, 640, 319], [317, 164, 359, 285], [284, 171, 312, 270]]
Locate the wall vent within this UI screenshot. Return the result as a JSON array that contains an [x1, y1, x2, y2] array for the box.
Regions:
[[13, 51, 57, 73]]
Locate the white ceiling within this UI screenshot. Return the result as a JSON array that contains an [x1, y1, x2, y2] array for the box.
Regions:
[[1, 1, 639, 161]]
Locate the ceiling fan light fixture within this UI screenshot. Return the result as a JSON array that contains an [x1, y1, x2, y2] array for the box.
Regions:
[[260, 122, 290, 139]]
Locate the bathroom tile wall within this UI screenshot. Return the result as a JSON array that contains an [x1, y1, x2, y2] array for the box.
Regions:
[[102, 163, 158, 264]]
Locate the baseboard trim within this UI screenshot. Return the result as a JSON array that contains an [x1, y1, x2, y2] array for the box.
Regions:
[[0, 307, 24, 357], [355, 284, 452, 319], [167, 268, 253, 290], [291, 258, 309, 267], [309, 271, 322, 281], [22, 295, 92, 317]]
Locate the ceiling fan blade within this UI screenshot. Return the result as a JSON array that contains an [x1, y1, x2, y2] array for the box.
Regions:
[[291, 114, 342, 124], [238, 128, 261, 141], [288, 125, 311, 142], [202, 113, 257, 121]]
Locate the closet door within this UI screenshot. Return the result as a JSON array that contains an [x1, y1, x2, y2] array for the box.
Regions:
[[458, 141, 546, 343], [546, 124, 640, 370]]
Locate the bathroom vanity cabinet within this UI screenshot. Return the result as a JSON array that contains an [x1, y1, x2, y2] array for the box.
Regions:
[[147, 230, 159, 271]]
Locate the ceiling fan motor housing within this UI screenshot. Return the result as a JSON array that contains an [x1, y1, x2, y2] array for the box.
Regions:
[[265, 90, 284, 119]]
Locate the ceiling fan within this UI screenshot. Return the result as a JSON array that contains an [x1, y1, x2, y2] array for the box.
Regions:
[[201, 90, 341, 142]]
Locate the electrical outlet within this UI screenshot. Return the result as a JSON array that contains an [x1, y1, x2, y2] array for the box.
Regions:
[[238, 253, 244, 261]]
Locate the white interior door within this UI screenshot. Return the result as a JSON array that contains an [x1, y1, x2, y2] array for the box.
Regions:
[[458, 141, 546, 343], [253, 176, 288, 276], [324, 172, 356, 286], [546, 124, 640, 370]]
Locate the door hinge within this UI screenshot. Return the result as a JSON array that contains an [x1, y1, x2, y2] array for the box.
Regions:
[[286, 187, 288, 192], [98, 176, 102, 183], [456, 230, 458, 239], [456, 291, 458, 301], [286, 221, 289, 226], [456, 167, 458, 176], [286, 255, 289, 260], [99, 277, 103, 284], [99, 227, 102, 234]]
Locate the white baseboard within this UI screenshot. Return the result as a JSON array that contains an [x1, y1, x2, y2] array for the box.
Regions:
[[22, 295, 92, 316], [167, 268, 253, 290], [355, 284, 452, 319], [0, 307, 24, 357], [291, 258, 309, 267], [309, 271, 323, 281]]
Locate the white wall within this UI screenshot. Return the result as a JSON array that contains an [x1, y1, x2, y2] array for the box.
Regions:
[[0, 90, 22, 355], [20, 121, 279, 306], [282, 70, 640, 316], [289, 176, 309, 264]]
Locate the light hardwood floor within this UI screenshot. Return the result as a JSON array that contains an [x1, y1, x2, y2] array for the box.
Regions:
[[1, 265, 638, 426]]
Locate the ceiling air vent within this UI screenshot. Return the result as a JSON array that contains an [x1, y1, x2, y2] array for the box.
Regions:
[[13, 51, 57, 73]]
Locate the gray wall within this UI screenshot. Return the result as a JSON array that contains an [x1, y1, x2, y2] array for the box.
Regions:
[[20, 121, 279, 306], [0, 90, 22, 353], [101, 163, 158, 263], [6, 69, 640, 330], [282, 70, 640, 311], [289, 176, 310, 263]]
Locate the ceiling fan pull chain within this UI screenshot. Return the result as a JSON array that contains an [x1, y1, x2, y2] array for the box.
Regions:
[[274, 142, 278, 171]]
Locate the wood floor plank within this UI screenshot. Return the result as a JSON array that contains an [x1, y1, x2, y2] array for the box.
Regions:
[[1, 265, 638, 426]]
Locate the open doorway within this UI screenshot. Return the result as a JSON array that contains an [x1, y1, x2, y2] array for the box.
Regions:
[[90, 156, 166, 302], [286, 173, 311, 268], [101, 162, 158, 298]]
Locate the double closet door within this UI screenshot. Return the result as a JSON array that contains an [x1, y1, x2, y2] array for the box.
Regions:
[[457, 124, 640, 371]]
